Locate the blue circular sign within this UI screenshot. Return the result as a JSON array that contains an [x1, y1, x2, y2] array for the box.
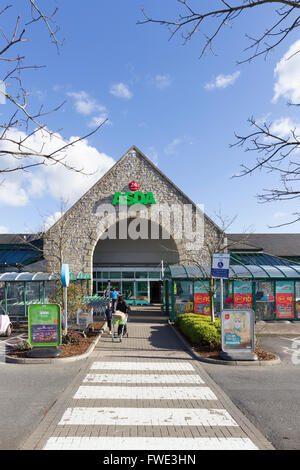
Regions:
[[218, 262, 224, 268], [61, 264, 70, 287]]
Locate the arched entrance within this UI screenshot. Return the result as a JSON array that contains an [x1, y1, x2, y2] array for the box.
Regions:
[[92, 218, 180, 305]]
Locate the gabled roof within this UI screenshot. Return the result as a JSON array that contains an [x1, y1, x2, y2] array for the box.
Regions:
[[47, 145, 222, 234], [227, 233, 300, 257]]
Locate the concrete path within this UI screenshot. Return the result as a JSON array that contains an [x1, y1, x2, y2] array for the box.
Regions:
[[21, 309, 273, 451]]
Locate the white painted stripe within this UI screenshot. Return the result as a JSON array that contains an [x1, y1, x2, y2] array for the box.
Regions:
[[44, 436, 257, 450], [91, 361, 194, 371], [58, 407, 238, 427], [74, 385, 216, 400], [83, 373, 205, 384]]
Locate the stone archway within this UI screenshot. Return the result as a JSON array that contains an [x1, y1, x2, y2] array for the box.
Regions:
[[93, 218, 180, 267]]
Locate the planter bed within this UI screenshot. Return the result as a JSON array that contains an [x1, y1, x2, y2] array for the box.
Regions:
[[7, 322, 105, 360]]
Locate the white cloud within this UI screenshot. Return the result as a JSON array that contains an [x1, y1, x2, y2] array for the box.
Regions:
[[0, 225, 9, 233], [164, 138, 182, 155], [155, 74, 172, 89], [0, 181, 29, 206], [273, 212, 289, 219], [88, 115, 111, 128], [67, 91, 107, 116], [43, 211, 63, 230], [273, 39, 300, 103], [205, 71, 240, 90], [0, 127, 115, 207], [270, 117, 300, 138], [110, 83, 132, 99]]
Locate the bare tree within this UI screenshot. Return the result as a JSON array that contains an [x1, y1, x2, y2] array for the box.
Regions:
[[139, 1, 300, 224], [139, 1, 300, 62], [0, 2, 105, 176]]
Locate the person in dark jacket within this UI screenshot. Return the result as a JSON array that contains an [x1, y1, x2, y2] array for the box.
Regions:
[[105, 301, 113, 334], [116, 296, 129, 335], [116, 296, 129, 314]]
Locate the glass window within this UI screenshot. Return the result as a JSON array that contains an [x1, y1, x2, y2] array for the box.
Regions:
[[95, 272, 102, 279], [135, 272, 148, 279], [110, 281, 121, 292], [122, 272, 134, 279], [44, 281, 56, 303], [93, 281, 97, 295], [149, 271, 161, 279], [224, 280, 234, 310], [0, 282, 5, 311], [109, 272, 122, 279], [96, 282, 106, 294], [233, 280, 253, 310], [122, 281, 135, 300], [174, 281, 193, 316], [255, 281, 275, 320], [194, 281, 210, 316], [136, 281, 149, 300], [276, 280, 294, 319], [296, 282, 300, 319], [26, 281, 42, 304]]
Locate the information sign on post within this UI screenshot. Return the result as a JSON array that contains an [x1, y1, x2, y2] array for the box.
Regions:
[[211, 253, 230, 279], [27, 304, 62, 358], [221, 309, 257, 361], [212, 253, 230, 313], [61, 264, 70, 332]]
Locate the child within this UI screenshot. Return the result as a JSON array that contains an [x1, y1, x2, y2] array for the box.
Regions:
[[105, 302, 113, 334]]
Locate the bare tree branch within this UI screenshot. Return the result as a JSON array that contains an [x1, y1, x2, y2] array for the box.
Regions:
[[0, 2, 103, 177]]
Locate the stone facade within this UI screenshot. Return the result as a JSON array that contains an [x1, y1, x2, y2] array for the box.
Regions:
[[43, 146, 223, 276]]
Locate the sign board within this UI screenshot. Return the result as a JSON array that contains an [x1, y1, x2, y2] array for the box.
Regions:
[[112, 191, 156, 205], [212, 253, 230, 279], [234, 281, 253, 309], [76, 306, 93, 328], [221, 309, 255, 353], [194, 281, 210, 316], [276, 281, 294, 319], [61, 264, 70, 287], [28, 304, 61, 347]]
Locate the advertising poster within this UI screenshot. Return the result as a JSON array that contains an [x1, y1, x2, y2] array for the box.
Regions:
[[194, 282, 210, 316], [234, 281, 252, 309], [28, 304, 61, 347], [174, 282, 194, 315], [221, 309, 254, 352], [276, 281, 294, 319]]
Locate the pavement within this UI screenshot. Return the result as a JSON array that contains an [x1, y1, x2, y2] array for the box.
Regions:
[[255, 320, 300, 336], [21, 308, 274, 451]]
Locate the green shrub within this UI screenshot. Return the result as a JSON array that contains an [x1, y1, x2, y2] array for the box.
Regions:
[[175, 313, 221, 348]]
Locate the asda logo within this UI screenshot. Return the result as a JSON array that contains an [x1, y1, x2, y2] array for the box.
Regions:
[[112, 191, 156, 205]]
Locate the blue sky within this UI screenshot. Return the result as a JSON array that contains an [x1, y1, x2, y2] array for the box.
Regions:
[[1, 0, 300, 234]]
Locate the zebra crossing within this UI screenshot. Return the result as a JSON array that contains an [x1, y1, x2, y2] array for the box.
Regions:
[[43, 359, 259, 450]]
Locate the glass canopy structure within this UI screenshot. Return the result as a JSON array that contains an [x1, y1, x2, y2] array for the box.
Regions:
[[0, 271, 91, 319], [164, 256, 300, 322]]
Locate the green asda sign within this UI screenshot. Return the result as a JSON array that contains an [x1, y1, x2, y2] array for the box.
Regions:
[[112, 191, 156, 206]]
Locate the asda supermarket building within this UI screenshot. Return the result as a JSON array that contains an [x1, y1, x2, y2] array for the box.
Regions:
[[1, 145, 300, 321]]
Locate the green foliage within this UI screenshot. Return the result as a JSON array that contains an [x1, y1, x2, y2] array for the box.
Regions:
[[16, 340, 32, 351], [175, 313, 221, 348], [48, 281, 87, 322]]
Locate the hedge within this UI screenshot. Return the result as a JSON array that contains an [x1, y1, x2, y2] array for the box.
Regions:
[[174, 313, 221, 348]]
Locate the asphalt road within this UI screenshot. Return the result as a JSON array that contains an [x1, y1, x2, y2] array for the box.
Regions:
[[0, 358, 85, 450], [201, 335, 300, 450], [0, 327, 299, 450]]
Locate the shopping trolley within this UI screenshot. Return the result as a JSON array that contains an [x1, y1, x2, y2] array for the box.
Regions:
[[111, 312, 128, 342]]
